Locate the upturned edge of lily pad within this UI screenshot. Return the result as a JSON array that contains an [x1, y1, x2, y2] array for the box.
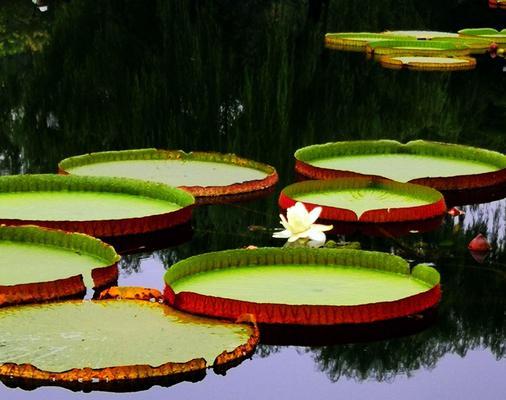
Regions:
[[0, 225, 120, 307]]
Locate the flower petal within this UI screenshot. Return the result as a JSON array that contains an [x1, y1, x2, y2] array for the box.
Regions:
[[272, 229, 292, 239], [307, 228, 326, 243], [279, 214, 290, 231], [307, 206, 322, 224], [312, 223, 333, 232], [308, 239, 325, 248], [287, 232, 304, 242]]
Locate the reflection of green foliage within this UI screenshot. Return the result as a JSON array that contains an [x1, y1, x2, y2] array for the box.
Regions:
[[0, 0, 49, 57], [2, 0, 505, 174]]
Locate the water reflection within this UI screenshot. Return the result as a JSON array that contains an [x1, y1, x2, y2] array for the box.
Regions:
[[2, 0, 504, 177]]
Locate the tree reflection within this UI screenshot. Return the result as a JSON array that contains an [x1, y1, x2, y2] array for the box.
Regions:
[[1, 0, 504, 174]]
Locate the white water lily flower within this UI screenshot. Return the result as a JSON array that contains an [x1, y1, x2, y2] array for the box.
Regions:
[[273, 202, 333, 247]]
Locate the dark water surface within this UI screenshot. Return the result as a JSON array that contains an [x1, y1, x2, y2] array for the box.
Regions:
[[0, 1, 505, 398]]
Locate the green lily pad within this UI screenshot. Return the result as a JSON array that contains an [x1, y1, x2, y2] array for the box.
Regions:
[[458, 28, 506, 43], [0, 175, 194, 237], [367, 39, 471, 56], [294, 140, 506, 194], [380, 55, 477, 71], [382, 31, 458, 39], [58, 149, 278, 198], [164, 248, 441, 325], [0, 225, 120, 306], [0, 295, 258, 386], [279, 177, 446, 222], [325, 32, 411, 50]]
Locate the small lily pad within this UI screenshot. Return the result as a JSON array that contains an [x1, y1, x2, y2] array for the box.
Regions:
[[380, 56, 476, 71], [0, 175, 194, 237], [382, 31, 458, 39], [0, 225, 120, 306], [458, 28, 506, 43], [367, 39, 471, 56], [325, 32, 411, 50], [164, 248, 441, 325], [0, 288, 258, 390], [58, 149, 278, 198]]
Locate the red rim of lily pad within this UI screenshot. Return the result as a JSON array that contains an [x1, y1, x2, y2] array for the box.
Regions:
[[0, 287, 259, 390], [0, 225, 120, 307], [58, 149, 279, 198], [294, 140, 506, 194], [278, 177, 447, 223], [0, 174, 194, 237], [489, 0, 506, 10], [164, 248, 441, 325]]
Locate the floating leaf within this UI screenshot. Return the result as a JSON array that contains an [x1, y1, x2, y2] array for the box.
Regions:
[[0, 225, 120, 306], [58, 149, 278, 199], [458, 28, 506, 43], [164, 248, 441, 325], [294, 140, 506, 203], [382, 30, 459, 39], [324, 32, 412, 50], [279, 177, 446, 224], [0, 292, 258, 390], [380, 56, 477, 71], [366, 39, 471, 56], [0, 174, 194, 237]]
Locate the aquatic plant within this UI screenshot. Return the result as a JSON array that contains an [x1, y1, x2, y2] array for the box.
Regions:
[[272, 201, 332, 247]]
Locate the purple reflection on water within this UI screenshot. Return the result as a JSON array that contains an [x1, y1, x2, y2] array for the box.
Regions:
[[0, 348, 504, 400]]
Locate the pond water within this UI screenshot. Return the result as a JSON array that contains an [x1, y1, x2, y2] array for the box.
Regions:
[[0, 0, 505, 398]]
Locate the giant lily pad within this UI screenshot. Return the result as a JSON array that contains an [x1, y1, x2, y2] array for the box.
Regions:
[[58, 149, 278, 199], [458, 28, 506, 44], [366, 39, 471, 56], [0, 174, 194, 237], [0, 225, 120, 306], [164, 248, 441, 325], [324, 32, 411, 50], [382, 31, 459, 39], [380, 56, 477, 71], [434, 37, 494, 53], [279, 177, 446, 223], [325, 31, 490, 56], [0, 288, 258, 390], [294, 140, 506, 197]]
